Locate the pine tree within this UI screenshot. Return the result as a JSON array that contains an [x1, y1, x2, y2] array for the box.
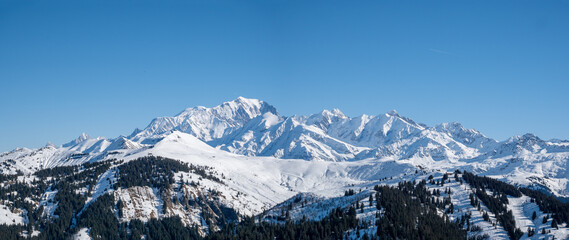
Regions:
[[552, 219, 559, 229]]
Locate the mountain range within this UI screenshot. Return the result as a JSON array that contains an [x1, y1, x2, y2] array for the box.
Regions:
[[1, 97, 569, 239], [3, 97, 568, 197]]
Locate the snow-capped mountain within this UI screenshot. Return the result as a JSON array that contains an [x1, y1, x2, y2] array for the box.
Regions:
[[1, 97, 568, 198], [2, 97, 569, 239], [130, 97, 279, 143], [124, 97, 500, 163]]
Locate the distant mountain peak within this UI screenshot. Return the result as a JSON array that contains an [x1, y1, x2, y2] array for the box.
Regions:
[[106, 136, 143, 151], [78, 132, 90, 140], [129, 128, 143, 138], [62, 133, 91, 147], [330, 108, 344, 114], [131, 97, 279, 142], [387, 109, 399, 116], [44, 142, 57, 148], [435, 122, 471, 133], [317, 109, 347, 120], [235, 96, 259, 105], [506, 133, 541, 143], [522, 133, 539, 139], [178, 97, 278, 117]]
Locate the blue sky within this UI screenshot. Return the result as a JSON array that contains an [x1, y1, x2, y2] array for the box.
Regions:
[[1, 0, 568, 152]]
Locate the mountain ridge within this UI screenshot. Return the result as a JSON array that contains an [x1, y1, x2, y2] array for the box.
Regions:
[[1, 97, 568, 198], [2, 97, 569, 239]]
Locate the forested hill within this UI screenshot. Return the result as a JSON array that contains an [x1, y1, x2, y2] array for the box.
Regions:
[[1, 156, 568, 239]]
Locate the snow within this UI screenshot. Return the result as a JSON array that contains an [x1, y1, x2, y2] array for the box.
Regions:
[[507, 195, 569, 240], [0, 204, 25, 225], [114, 186, 161, 222], [426, 174, 509, 239], [85, 168, 117, 207], [40, 188, 58, 218], [72, 228, 92, 240]]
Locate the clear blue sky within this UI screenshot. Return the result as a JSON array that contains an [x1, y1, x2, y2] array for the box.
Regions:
[[1, 0, 568, 152]]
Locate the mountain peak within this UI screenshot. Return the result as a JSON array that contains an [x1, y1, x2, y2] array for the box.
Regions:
[[504, 133, 544, 148], [381, 110, 427, 129], [78, 132, 90, 140], [44, 142, 57, 148], [321, 108, 347, 119], [508, 133, 540, 142], [305, 109, 348, 128], [178, 97, 278, 117], [435, 122, 466, 131], [235, 96, 257, 104], [217, 97, 279, 119], [225, 96, 262, 107], [106, 136, 142, 151], [522, 133, 539, 139], [62, 133, 91, 147], [387, 110, 399, 116], [133, 97, 279, 142]]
